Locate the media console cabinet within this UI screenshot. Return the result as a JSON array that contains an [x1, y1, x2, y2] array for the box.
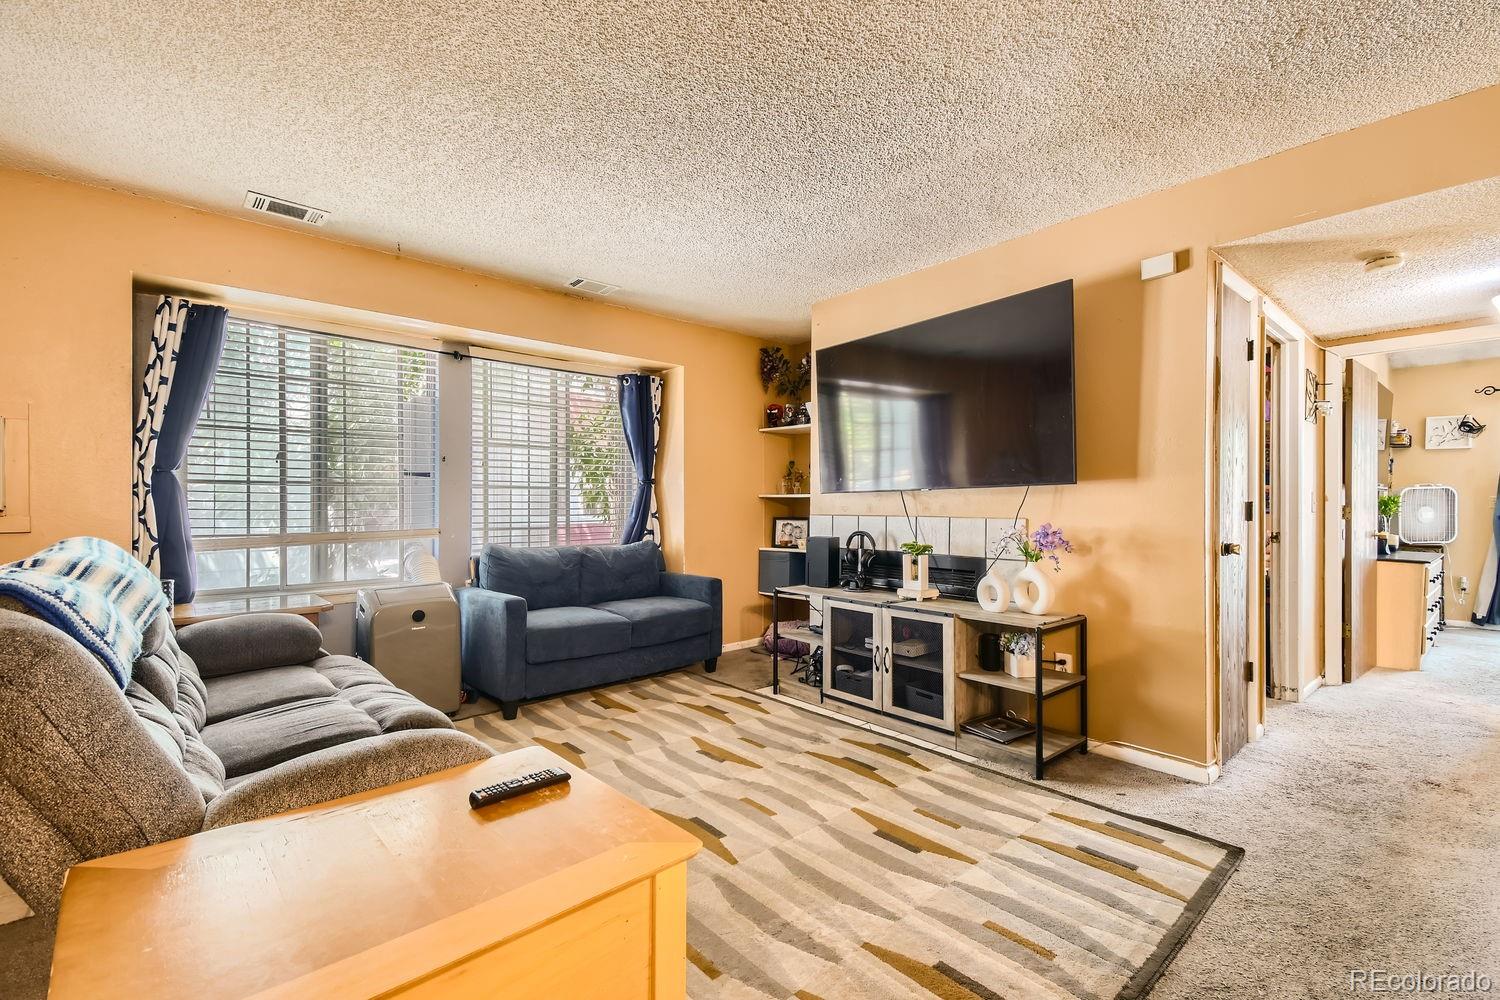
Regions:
[[771, 585, 1087, 780]]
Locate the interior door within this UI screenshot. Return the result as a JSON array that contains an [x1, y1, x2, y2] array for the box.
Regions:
[[1216, 272, 1256, 765], [881, 609, 953, 729], [822, 600, 882, 710], [1343, 360, 1380, 681]]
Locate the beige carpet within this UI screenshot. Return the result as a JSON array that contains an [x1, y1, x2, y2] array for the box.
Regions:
[[459, 672, 1239, 999]]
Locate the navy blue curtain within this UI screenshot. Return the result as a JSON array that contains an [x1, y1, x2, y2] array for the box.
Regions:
[[618, 373, 660, 544], [154, 305, 228, 601]]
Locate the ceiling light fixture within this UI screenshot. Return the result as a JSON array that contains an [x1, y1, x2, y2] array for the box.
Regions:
[[1362, 252, 1405, 273]]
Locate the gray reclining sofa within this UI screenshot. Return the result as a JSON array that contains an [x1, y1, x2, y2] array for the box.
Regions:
[[0, 604, 492, 997]]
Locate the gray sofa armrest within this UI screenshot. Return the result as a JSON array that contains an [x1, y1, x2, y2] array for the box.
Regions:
[[176, 613, 325, 678], [660, 572, 722, 651], [203, 729, 493, 829], [457, 587, 527, 703]]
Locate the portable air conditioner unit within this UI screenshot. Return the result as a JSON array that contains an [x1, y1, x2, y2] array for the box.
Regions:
[[1398, 484, 1459, 545], [355, 582, 461, 713]]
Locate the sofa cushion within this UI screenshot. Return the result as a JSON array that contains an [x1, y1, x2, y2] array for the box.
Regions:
[[202, 698, 381, 778], [591, 596, 713, 648], [308, 655, 455, 732], [478, 545, 581, 611], [204, 665, 338, 725], [578, 541, 664, 605], [177, 613, 325, 677], [525, 606, 631, 663]]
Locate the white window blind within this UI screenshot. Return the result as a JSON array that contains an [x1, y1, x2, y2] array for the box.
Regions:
[[185, 317, 439, 596], [471, 358, 635, 552]]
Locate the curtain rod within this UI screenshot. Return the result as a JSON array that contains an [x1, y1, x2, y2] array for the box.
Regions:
[[161, 293, 656, 379]]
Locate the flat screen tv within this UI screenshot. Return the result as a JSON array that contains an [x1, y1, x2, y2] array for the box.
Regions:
[[816, 279, 1075, 493]]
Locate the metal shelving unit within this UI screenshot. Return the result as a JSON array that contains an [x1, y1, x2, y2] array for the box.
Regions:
[[770, 584, 1088, 780]]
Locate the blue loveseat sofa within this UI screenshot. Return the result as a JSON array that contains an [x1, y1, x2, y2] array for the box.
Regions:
[[458, 540, 722, 718]]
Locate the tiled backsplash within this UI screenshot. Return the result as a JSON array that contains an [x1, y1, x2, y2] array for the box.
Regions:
[[800, 513, 1029, 628], [809, 514, 1027, 564]]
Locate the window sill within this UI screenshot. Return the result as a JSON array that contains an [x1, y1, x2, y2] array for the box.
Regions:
[[171, 592, 332, 626]]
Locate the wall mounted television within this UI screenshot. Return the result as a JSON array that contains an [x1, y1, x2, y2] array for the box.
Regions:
[[816, 279, 1076, 493]]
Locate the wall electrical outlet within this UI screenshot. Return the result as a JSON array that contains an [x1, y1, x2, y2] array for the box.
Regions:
[[1053, 652, 1074, 673]]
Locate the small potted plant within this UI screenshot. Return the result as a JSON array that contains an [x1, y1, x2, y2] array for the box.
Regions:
[[896, 540, 938, 601], [1377, 492, 1401, 556], [1000, 631, 1036, 678]]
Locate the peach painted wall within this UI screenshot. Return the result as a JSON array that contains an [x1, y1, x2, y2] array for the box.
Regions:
[[1389, 356, 1500, 615], [812, 86, 1500, 766], [0, 168, 772, 644]]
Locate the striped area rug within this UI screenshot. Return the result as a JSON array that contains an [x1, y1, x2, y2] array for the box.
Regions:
[[458, 672, 1240, 1000]]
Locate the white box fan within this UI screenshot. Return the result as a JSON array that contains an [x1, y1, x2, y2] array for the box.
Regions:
[[1398, 484, 1459, 545]]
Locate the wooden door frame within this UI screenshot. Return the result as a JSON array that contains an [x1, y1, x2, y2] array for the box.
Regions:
[[1322, 353, 1346, 686], [1342, 359, 1381, 682], [1214, 261, 1262, 763], [1260, 302, 1308, 703]]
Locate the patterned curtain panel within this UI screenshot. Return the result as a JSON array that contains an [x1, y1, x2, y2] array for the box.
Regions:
[[131, 296, 228, 602], [618, 373, 664, 544], [132, 297, 188, 578]]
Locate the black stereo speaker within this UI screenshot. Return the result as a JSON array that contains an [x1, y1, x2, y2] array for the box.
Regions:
[[806, 536, 840, 588]]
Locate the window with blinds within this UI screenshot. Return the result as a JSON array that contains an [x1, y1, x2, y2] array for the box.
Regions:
[[471, 358, 635, 552], [185, 317, 439, 597]]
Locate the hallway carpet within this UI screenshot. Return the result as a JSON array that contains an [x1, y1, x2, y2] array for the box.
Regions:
[[460, 673, 1239, 1000], [1032, 627, 1500, 999]]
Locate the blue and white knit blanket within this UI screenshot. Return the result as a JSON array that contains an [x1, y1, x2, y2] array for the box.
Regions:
[[0, 537, 168, 689]]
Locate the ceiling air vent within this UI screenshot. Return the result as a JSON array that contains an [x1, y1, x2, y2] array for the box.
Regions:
[[244, 191, 330, 226], [566, 277, 619, 296]]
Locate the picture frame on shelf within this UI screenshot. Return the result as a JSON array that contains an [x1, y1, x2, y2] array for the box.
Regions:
[[771, 517, 809, 550]]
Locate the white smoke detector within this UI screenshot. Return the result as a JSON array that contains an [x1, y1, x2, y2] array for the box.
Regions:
[[244, 191, 330, 226]]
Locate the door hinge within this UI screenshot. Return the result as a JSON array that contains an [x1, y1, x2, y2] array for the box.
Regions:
[[1244, 500, 1255, 522], [1343, 385, 1353, 403], [1244, 660, 1254, 683], [1269, 531, 1281, 543], [1247, 339, 1256, 362], [1342, 623, 1352, 640], [1341, 504, 1351, 520]]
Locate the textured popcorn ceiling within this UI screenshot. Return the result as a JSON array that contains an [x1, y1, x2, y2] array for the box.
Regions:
[[1221, 178, 1500, 340], [2, 3, 1498, 337]]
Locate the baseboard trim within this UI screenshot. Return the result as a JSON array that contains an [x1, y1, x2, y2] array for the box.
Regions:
[[1087, 741, 1220, 785]]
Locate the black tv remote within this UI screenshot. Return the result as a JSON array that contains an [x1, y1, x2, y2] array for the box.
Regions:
[[468, 767, 571, 809]]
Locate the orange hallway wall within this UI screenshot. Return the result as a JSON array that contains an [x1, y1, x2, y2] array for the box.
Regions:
[[1389, 356, 1500, 615], [812, 86, 1500, 766]]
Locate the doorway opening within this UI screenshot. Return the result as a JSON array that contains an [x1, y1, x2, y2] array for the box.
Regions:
[[1213, 174, 1500, 748]]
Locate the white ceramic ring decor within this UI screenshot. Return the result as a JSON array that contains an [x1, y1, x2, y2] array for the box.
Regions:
[[976, 569, 1011, 612], [1012, 562, 1055, 615]]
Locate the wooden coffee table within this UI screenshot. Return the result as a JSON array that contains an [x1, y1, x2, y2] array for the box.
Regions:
[[50, 746, 700, 999]]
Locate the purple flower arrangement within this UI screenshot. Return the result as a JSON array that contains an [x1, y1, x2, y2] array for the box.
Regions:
[[1011, 522, 1073, 572]]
